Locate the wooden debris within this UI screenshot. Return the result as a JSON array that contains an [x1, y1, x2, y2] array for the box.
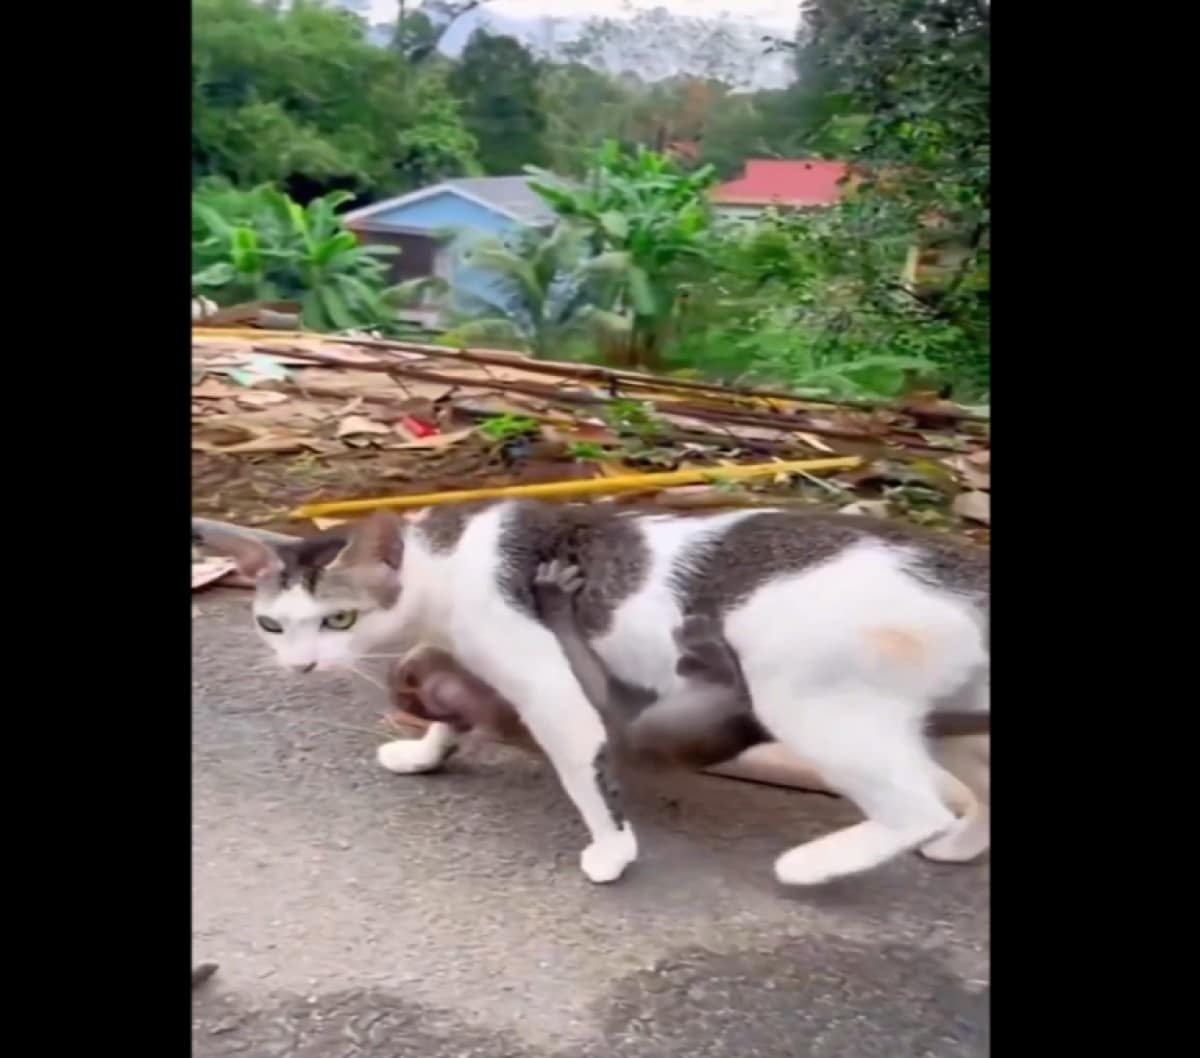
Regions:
[[192, 330, 989, 543]]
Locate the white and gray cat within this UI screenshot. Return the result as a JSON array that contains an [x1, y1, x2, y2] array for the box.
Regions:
[[204, 501, 990, 886]]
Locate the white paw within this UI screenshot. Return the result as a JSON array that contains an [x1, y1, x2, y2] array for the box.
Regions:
[[774, 844, 844, 887], [918, 813, 990, 863], [376, 732, 453, 774], [579, 826, 638, 884]]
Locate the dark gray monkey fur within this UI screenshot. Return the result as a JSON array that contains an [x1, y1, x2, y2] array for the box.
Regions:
[[533, 559, 770, 769]]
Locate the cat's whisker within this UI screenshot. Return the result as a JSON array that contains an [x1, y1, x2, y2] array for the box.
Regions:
[[348, 665, 388, 694], [303, 717, 394, 738]]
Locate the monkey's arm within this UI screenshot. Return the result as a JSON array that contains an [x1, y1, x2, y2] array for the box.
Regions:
[[532, 559, 621, 716]]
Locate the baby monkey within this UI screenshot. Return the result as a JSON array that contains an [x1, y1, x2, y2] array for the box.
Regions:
[[531, 558, 769, 768], [384, 560, 767, 768]]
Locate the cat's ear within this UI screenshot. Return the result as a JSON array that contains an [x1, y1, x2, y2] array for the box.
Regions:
[[337, 511, 404, 570], [201, 530, 282, 580]]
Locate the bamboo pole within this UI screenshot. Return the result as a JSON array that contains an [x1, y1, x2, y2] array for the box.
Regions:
[[192, 326, 989, 422], [290, 456, 861, 519]]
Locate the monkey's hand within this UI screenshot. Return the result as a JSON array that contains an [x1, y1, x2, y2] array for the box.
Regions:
[[533, 558, 585, 621]]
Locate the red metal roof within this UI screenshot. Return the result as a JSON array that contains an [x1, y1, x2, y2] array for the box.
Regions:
[[711, 159, 849, 207]]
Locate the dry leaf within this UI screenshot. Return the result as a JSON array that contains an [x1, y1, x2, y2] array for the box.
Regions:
[[312, 517, 349, 530], [840, 500, 891, 518], [337, 415, 391, 438], [945, 455, 990, 491], [236, 390, 290, 408], [193, 379, 239, 400], [793, 431, 835, 453], [299, 343, 384, 365], [595, 460, 635, 478], [193, 432, 312, 455], [193, 421, 262, 447], [334, 396, 365, 417], [192, 557, 237, 591], [952, 490, 991, 525], [967, 449, 991, 468]]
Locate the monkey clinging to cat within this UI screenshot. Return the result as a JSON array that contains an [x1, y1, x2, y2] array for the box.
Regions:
[[387, 558, 989, 840]]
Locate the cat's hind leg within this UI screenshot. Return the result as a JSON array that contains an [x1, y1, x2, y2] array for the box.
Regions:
[[921, 670, 990, 862], [921, 734, 990, 862], [754, 683, 956, 885]]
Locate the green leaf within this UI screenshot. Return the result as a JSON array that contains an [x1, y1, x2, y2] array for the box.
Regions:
[[300, 290, 327, 332], [192, 262, 237, 289], [599, 211, 629, 241], [229, 227, 262, 274], [441, 318, 527, 348], [312, 231, 358, 266], [318, 285, 357, 331], [626, 266, 657, 316]]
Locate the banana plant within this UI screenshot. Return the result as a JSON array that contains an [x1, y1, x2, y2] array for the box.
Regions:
[[191, 183, 405, 332], [526, 141, 717, 367], [442, 224, 630, 359]]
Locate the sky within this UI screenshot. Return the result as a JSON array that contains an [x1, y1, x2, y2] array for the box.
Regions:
[[364, 0, 800, 35]]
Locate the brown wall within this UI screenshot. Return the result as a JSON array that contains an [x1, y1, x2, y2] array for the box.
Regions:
[[351, 229, 437, 285]]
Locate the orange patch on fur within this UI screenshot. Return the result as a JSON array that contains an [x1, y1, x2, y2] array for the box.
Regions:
[[862, 626, 926, 663]]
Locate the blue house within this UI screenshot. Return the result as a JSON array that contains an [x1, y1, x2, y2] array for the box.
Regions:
[[342, 176, 557, 324]]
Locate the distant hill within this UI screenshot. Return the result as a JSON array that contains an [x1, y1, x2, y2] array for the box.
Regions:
[[343, 1, 796, 91]]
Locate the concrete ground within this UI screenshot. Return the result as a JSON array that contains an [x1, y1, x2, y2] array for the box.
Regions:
[[192, 590, 989, 1057]]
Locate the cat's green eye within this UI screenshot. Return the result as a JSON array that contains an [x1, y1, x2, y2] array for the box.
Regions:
[[256, 615, 283, 634], [322, 610, 358, 631]]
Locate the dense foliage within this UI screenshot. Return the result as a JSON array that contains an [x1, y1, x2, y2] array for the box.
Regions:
[[191, 0, 989, 398], [192, 182, 408, 331], [448, 30, 549, 175], [192, 0, 476, 198]]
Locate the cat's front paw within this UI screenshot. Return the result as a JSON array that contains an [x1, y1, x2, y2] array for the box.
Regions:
[[376, 725, 457, 774], [579, 826, 638, 884], [774, 843, 843, 886]]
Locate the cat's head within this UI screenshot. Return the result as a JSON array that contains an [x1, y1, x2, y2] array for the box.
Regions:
[[205, 513, 407, 673]]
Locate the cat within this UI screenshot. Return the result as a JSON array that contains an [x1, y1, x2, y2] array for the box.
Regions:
[[382, 613, 988, 864], [204, 500, 990, 886]]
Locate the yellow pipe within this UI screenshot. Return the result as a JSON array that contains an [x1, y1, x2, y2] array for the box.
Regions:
[[291, 456, 861, 519]]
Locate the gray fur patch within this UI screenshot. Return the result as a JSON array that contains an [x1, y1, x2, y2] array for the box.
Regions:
[[593, 745, 625, 827], [257, 528, 399, 608], [495, 502, 650, 638], [415, 503, 493, 554], [670, 511, 989, 616], [259, 530, 349, 597]]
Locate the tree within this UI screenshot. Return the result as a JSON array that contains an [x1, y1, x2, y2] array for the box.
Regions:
[[192, 0, 477, 198], [448, 31, 549, 174], [539, 62, 637, 177], [796, 0, 991, 392]]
